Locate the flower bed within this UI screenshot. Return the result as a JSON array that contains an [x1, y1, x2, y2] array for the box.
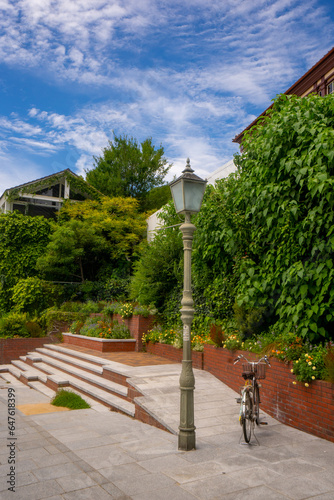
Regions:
[[62, 332, 136, 353]]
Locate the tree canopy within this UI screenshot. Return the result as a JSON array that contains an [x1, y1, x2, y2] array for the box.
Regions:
[[85, 134, 171, 210], [37, 197, 147, 282]]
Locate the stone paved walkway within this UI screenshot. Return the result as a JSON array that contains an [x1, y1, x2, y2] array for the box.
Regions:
[[1, 354, 334, 499]]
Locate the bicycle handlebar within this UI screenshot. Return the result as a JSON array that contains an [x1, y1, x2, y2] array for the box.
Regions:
[[233, 353, 271, 367]]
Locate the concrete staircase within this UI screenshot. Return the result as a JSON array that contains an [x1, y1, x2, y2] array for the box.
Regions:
[[0, 344, 150, 422]]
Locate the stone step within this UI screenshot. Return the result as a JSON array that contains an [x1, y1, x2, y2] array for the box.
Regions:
[[31, 354, 128, 399], [28, 381, 56, 399], [5, 356, 135, 418], [44, 344, 107, 366], [34, 347, 103, 375], [44, 344, 135, 383]]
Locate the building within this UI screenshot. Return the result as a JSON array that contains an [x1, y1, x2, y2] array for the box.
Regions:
[[233, 46, 334, 145], [0, 169, 101, 219]]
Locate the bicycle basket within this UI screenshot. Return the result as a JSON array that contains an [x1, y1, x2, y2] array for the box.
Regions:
[[242, 363, 266, 379]]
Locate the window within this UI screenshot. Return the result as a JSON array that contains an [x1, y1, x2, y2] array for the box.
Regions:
[[327, 82, 334, 94]]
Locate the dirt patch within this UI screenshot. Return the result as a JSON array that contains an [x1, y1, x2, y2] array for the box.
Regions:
[[17, 403, 70, 415]]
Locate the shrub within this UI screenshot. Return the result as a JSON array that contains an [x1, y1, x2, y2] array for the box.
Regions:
[[102, 302, 120, 316], [209, 323, 225, 347], [11, 277, 61, 315], [0, 312, 30, 338], [324, 342, 334, 383], [79, 301, 100, 314], [42, 308, 87, 334]]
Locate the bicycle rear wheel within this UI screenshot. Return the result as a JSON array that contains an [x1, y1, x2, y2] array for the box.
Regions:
[[253, 384, 260, 425], [242, 390, 253, 443]]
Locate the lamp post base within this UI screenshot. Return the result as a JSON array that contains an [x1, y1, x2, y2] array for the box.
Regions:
[[178, 430, 196, 451]]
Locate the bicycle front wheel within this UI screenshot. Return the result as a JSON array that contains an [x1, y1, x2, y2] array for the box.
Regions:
[[242, 390, 253, 443]]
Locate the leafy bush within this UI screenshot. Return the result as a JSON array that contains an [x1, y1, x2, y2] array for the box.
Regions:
[[42, 309, 87, 334], [11, 277, 61, 315], [79, 317, 101, 337], [79, 301, 100, 314], [323, 342, 334, 383], [0, 312, 30, 338], [59, 301, 84, 313]]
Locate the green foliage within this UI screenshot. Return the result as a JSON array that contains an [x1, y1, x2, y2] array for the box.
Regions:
[[233, 93, 334, 342], [142, 325, 181, 346], [130, 201, 183, 311], [232, 302, 266, 338], [37, 197, 147, 283], [222, 331, 243, 351], [71, 316, 131, 339], [0, 312, 30, 338], [324, 343, 334, 382], [86, 134, 171, 210], [42, 309, 87, 334], [51, 389, 90, 409], [11, 277, 61, 315], [143, 185, 172, 212], [0, 212, 51, 308]]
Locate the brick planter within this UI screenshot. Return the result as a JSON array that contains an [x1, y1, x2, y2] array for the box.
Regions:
[[0, 337, 56, 365], [113, 314, 156, 352], [62, 332, 136, 353], [203, 344, 334, 443], [146, 342, 204, 370]]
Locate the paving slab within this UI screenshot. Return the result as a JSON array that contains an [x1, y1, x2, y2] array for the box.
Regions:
[[1, 357, 334, 500]]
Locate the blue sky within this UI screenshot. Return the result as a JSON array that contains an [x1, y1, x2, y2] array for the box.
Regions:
[[0, 0, 334, 194]]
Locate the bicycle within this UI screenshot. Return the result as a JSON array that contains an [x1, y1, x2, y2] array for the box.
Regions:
[[234, 353, 271, 444]]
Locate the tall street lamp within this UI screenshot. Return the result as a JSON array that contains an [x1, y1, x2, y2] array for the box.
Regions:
[[169, 158, 207, 451]]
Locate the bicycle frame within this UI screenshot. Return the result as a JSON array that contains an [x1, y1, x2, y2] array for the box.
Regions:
[[234, 353, 270, 444]]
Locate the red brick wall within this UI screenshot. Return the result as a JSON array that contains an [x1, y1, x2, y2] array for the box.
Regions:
[[113, 314, 156, 352], [0, 338, 54, 364], [143, 342, 334, 442], [146, 342, 204, 370], [62, 333, 136, 352], [203, 344, 334, 443]]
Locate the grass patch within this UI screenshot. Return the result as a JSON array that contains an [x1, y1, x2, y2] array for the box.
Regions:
[[51, 390, 90, 410]]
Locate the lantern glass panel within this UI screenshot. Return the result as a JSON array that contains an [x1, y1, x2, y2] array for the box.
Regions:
[[170, 180, 184, 213], [184, 180, 206, 212]]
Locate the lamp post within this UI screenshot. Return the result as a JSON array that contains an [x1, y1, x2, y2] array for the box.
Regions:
[[169, 158, 207, 451]]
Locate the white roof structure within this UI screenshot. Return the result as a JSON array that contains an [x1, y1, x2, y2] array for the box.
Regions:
[[206, 158, 237, 185], [147, 159, 237, 241]]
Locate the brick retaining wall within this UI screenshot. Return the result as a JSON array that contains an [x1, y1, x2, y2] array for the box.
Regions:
[[62, 333, 136, 352], [146, 342, 204, 370], [113, 314, 156, 352], [0, 337, 55, 365], [146, 342, 334, 443]]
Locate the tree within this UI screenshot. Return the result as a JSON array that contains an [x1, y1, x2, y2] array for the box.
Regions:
[[85, 134, 171, 210], [37, 197, 147, 282]]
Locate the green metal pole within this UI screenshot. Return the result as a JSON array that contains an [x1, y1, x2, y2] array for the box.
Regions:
[[178, 212, 196, 451]]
